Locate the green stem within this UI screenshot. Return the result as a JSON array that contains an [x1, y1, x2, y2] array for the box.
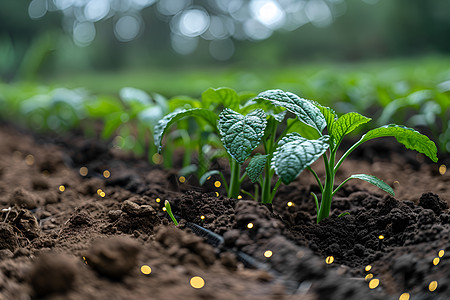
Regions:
[[311, 192, 319, 213], [307, 166, 323, 193], [334, 138, 364, 174], [332, 177, 353, 197], [269, 178, 282, 202], [228, 159, 241, 198], [317, 151, 336, 223]]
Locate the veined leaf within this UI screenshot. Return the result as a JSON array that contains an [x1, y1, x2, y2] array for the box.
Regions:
[[202, 87, 240, 111], [360, 124, 438, 162], [344, 174, 394, 196], [257, 89, 326, 133], [272, 133, 330, 184], [247, 154, 268, 183], [270, 110, 287, 122], [153, 108, 218, 152], [332, 112, 371, 145], [218, 108, 267, 164], [317, 105, 337, 131]]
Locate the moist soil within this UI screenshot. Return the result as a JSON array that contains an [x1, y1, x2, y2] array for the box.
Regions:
[[0, 124, 449, 300]]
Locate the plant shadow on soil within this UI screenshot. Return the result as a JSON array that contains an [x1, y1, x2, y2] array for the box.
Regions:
[[0, 123, 449, 300]]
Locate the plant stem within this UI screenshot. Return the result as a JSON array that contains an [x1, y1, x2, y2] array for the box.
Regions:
[[228, 159, 241, 198], [317, 150, 336, 223], [307, 166, 323, 193]]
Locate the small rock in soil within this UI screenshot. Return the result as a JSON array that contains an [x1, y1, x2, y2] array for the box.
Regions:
[[68, 211, 93, 227], [9, 188, 39, 209], [0, 223, 19, 252], [16, 209, 41, 239], [121, 199, 156, 217], [418, 192, 448, 215], [28, 252, 78, 297], [84, 236, 141, 280], [156, 226, 216, 268]]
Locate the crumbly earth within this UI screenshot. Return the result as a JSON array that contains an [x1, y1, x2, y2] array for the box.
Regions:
[[0, 124, 449, 300]]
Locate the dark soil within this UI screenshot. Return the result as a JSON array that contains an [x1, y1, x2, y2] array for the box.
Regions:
[[0, 124, 449, 300]]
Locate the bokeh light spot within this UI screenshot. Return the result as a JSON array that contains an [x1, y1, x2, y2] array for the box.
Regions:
[[141, 265, 152, 275], [369, 278, 379, 289], [190, 276, 205, 289]]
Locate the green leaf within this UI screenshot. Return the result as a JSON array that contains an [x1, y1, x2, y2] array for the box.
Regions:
[[360, 124, 438, 162], [286, 118, 321, 140], [272, 133, 330, 184], [199, 170, 221, 185], [317, 105, 337, 130], [345, 174, 394, 196], [202, 87, 240, 111], [332, 112, 371, 145], [153, 108, 218, 152], [257, 89, 326, 133], [119, 87, 151, 105], [247, 154, 268, 183], [218, 108, 267, 164]]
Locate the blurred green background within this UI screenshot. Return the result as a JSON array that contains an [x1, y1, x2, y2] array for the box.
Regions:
[[1, 0, 449, 153], [1, 0, 450, 95]]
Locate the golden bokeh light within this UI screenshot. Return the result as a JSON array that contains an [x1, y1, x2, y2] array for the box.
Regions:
[[287, 201, 294, 207], [365, 265, 372, 272], [399, 292, 410, 300], [79, 167, 88, 176], [190, 276, 205, 289], [214, 181, 221, 188], [200, 215, 205, 220], [438, 250, 444, 258], [103, 170, 111, 178], [439, 164, 447, 175], [59, 185, 65, 192], [365, 274, 374, 281], [156, 198, 161, 203], [237, 195, 242, 199], [247, 223, 254, 229], [152, 153, 163, 164], [369, 278, 379, 289], [378, 235, 385, 240], [215, 192, 219, 197], [325, 256, 334, 264], [429, 280, 438, 292], [433, 257, 440, 266], [141, 265, 152, 275], [179, 176, 186, 183], [264, 250, 273, 258]]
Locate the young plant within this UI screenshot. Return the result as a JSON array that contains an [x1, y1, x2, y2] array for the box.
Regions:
[[154, 87, 259, 198], [164, 200, 178, 226], [257, 89, 438, 223]]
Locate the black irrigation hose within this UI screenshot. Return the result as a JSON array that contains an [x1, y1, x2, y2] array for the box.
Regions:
[[171, 214, 303, 294]]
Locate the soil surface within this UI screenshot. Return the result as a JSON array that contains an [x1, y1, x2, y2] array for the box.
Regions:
[[0, 123, 449, 300]]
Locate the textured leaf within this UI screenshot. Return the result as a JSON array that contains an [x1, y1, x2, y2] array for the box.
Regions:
[[272, 133, 330, 184], [360, 124, 438, 162], [346, 174, 394, 196], [257, 89, 326, 133], [317, 105, 337, 131], [247, 154, 268, 183], [202, 87, 240, 111], [332, 112, 371, 144], [153, 108, 218, 152], [218, 108, 267, 164]]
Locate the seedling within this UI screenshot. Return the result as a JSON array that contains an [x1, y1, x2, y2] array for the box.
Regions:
[[164, 200, 178, 226], [154, 87, 258, 198], [257, 89, 438, 223]]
